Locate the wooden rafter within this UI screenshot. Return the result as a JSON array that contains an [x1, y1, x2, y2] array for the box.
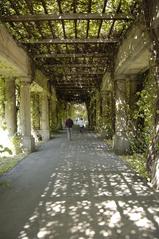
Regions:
[[1, 13, 133, 22], [73, 0, 78, 54], [24, 0, 44, 38], [24, 0, 52, 54], [34, 53, 108, 58], [1, 0, 140, 102], [55, 83, 96, 87], [56, 86, 95, 89], [56, 0, 69, 55], [118, 1, 139, 38], [56, 0, 66, 38], [57, 96, 88, 102], [8, 0, 32, 39], [55, 84, 95, 87], [40, 0, 56, 39], [58, 93, 88, 97], [54, 72, 104, 75], [54, 80, 99, 85], [22, 38, 118, 44], [86, 0, 92, 38], [108, 0, 122, 38], [97, 0, 108, 38], [56, 88, 93, 91], [73, 0, 78, 38], [45, 64, 106, 68], [51, 66, 104, 72], [40, 0, 60, 53]]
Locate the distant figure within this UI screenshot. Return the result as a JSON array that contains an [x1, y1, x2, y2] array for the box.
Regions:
[[78, 117, 84, 133], [65, 118, 73, 140]]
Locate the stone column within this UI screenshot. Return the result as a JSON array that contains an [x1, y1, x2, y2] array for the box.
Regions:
[[86, 101, 95, 129], [40, 91, 50, 141], [0, 78, 5, 129], [31, 92, 40, 130], [100, 90, 114, 139], [113, 78, 130, 154], [5, 78, 17, 136], [128, 77, 139, 109], [95, 90, 101, 130], [128, 77, 140, 130], [50, 97, 57, 132], [19, 81, 34, 152]]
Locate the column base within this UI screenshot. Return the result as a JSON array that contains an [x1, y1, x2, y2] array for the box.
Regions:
[[39, 130, 50, 141], [113, 133, 130, 155], [22, 136, 35, 153]]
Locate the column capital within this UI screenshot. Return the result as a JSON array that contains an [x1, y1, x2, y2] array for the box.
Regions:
[[20, 81, 31, 87], [114, 73, 127, 80], [19, 75, 32, 83], [5, 77, 16, 82], [114, 73, 138, 81]]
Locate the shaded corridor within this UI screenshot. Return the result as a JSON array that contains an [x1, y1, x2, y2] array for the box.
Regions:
[[0, 130, 159, 239]]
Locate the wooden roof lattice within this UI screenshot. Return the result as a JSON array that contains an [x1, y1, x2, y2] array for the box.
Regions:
[[1, 0, 141, 102]]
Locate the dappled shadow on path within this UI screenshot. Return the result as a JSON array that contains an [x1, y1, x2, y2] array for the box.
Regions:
[[18, 151, 159, 239]]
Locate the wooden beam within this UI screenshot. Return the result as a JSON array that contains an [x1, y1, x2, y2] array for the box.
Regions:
[[55, 84, 95, 87], [46, 64, 105, 68], [57, 92, 89, 95], [57, 96, 88, 102], [40, 0, 57, 39], [54, 70, 105, 74], [86, 0, 92, 38], [56, 88, 92, 91], [1, 13, 133, 22], [73, 0, 78, 39], [22, 38, 118, 44], [108, 0, 122, 38], [56, 0, 67, 39], [34, 53, 108, 58], [22, 38, 117, 44], [24, 0, 45, 39], [54, 72, 104, 75], [97, 0, 108, 38], [8, 0, 32, 39], [54, 82, 96, 85]]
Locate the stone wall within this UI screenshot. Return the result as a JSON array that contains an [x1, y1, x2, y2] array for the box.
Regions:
[[0, 24, 32, 78]]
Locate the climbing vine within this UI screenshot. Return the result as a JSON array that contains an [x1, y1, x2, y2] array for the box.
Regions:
[[131, 70, 156, 152], [31, 92, 41, 130], [0, 77, 5, 129]]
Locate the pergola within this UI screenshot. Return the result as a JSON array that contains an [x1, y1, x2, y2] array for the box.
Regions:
[[1, 0, 141, 102]]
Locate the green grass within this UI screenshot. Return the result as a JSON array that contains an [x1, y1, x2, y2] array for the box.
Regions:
[[104, 139, 149, 179], [0, 153, 26, 177], [104, 139, 113, 150], [121, 154, 149, 179]]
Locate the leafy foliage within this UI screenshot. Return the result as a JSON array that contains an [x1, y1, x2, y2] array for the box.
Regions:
[[0, 153, 26, 177], [12, 134, 23, 154], [0, 78, 5, 127], [2, 0, 140, 102], [132, 71, 156, 150], [0, 145, 12, 155], [122, 154, 149, 179]]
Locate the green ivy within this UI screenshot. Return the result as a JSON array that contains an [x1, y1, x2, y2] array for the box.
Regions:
[[132, 71, 156, 149], [0, 145, 12, 155], [12, 134, 23, 154], [122, 154, 149, 179], [0, 78, 5, 126]]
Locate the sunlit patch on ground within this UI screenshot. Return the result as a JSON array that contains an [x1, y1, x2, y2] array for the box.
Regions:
[[18, 133, 159, 239]]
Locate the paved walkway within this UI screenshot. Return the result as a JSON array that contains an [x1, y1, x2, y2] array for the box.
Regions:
[[0, 129, 159, 239]]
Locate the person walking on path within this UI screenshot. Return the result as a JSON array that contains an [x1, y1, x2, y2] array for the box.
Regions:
[[65, 117, 73, 140], [78, 117, 85, 133]]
